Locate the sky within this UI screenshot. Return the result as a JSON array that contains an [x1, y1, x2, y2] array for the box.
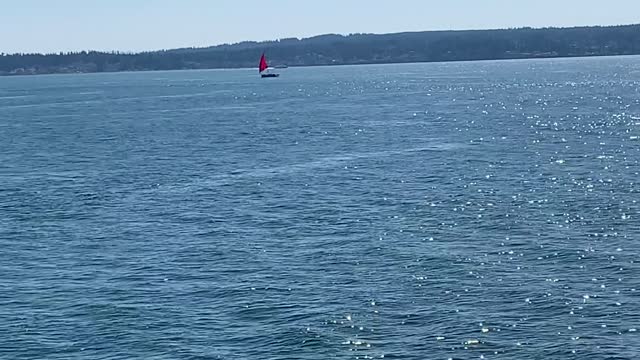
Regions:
[[1, 0, 639, 54]]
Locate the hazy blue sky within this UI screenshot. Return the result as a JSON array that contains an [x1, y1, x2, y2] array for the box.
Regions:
[[2, 0, 639, 53]]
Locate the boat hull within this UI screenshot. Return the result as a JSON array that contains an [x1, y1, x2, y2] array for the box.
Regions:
[[261, 73, 280, 78]]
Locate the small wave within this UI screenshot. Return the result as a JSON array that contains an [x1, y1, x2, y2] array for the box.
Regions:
[[72, 91, 104, 96], [0, 95, 35, 100], [0, 99, 105, 110], [193, 144, 464, 187]]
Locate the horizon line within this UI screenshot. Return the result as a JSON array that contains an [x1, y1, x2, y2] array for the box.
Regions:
[[2, 22, 638, 57]]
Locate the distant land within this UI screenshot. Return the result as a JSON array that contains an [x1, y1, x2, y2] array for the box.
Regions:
[[1, 24, 640, 76]]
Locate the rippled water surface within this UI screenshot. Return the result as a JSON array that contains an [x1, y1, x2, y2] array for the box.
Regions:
[[1, 57, 640, 359]]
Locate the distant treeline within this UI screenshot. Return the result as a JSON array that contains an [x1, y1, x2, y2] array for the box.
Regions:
[[2, 24, 640, 75]]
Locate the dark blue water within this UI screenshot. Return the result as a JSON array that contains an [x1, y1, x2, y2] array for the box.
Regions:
[[1, 57, 639, 359]]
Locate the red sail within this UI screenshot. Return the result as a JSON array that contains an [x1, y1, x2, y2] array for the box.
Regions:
[[259, 53, 268, 73]]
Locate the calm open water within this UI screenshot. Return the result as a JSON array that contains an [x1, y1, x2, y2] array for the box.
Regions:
[[1, 57, 639, 359]]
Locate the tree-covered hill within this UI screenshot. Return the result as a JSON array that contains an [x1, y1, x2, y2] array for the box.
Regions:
[[2, 24, 639, 75]]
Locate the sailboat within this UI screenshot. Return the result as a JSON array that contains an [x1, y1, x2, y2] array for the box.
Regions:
[[259, 53, 279, 78]]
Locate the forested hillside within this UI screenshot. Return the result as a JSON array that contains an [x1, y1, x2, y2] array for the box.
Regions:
[[2, 24, 639, 75]]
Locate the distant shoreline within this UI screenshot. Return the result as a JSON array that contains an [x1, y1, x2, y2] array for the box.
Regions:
[[2, 53, 639, 78], [2, 24, 639, 77]]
